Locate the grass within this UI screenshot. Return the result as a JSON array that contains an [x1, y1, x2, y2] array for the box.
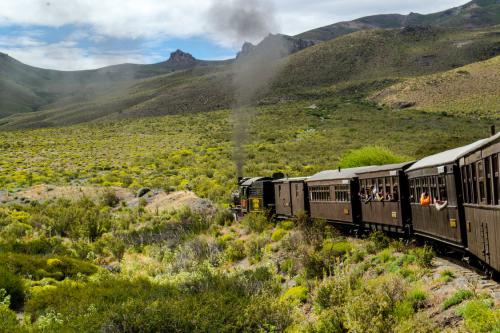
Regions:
[[443, 289, 475, 310], [372, 55, 500, 118]]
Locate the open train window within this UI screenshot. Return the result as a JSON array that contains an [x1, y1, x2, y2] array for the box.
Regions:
[[438, 175, 447, 201], [415, 178, 422, 203], [462, 166, 470, 204], [429, 176, 438, 201], [486, 156, 493, 205], [409, 179, 416, 203], [477, 160, 486, 204], [392, 176, 399, 201], [493, 154, 499, 205], [471, 164, 478, 204]]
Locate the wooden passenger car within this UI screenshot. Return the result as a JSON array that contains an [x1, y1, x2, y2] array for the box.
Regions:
[[405, 138, 493, 248], [305, 167, 374, 226], [459, 132, 500, 272], [273, 177, 309, 218], [356, 162, 414, 234], [238, 177, 275, 214]]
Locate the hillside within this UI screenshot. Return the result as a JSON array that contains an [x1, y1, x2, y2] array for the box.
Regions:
[[275, 26, 500, 92], [371, 55, 500, 118], [1, 26, 500, 129], [297, 0, 500, 41], [0, 50, 227, 122]]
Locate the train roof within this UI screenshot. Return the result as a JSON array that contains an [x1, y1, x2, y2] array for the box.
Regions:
[[460, 132, 500, 159], [272, 177, 308, 183], [240, 177, 273, 186], [306, 166, 375, 182], [407, 133, 500, 172], [355, 161, 415, 175]]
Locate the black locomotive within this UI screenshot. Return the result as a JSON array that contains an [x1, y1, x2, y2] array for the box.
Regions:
[[233, 132, 500, 275]]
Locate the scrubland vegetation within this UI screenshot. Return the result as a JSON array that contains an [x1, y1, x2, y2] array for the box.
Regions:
[[0, 195, 498, 332], [0, 96, 497, 203]]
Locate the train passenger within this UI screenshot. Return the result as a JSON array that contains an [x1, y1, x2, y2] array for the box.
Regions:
[[420, 191, 431, 206]]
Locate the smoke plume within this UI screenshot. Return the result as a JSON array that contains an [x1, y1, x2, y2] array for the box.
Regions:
[[207, 0, 287, 178]]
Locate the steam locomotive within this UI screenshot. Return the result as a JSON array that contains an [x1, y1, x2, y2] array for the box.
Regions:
[[233, 131, 500, 275]]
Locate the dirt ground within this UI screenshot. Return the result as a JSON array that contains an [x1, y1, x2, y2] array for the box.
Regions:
[[0, 184, 214, 214]]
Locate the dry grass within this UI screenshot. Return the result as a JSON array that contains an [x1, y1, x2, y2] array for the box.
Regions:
[[372, 55, 500, 118]]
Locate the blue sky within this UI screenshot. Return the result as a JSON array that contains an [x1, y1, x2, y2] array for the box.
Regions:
[[0, 0, 467, 70]]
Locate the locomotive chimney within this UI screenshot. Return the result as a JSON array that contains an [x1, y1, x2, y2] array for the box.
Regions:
[[237, 176, 243, 184], [491, 125, 496, 136]]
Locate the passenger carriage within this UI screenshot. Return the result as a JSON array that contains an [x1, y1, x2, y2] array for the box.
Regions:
[[459, 132, 500, 272], [305, 167, 374, 228], [273, 177, 309, 218], [405, 138, 494, 249], [356, 162, 414, 235]]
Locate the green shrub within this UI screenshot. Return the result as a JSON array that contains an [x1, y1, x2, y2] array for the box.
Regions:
[[0, 267, 25, 310], [442, 289, 474, 310], [439, 269, 455, 282], [0, 253, 97, 281], [307, 309, 344, 333], [369, 231, 390, 251], [271, 228, 288, 242], [100, 190, 120, 207], [278, 220, 295, 231], [377, 248, 394, 263], [0, 290, 21, 332], [393, 312, 438, 333], [457, 299, 500, 333], [406, 288, 428, 310], [322, 239, 352, 258], [214, 209, 234, 226], [244, 235, 268, 263], [281, 286, 308, 305], [413, 246, 435, 268], [344, 274, 407, 333], [225, 240, 246, 262], [241, 213, 269, 233], [339, 146, 409, 168]]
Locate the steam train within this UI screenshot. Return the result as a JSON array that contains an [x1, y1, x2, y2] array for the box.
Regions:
[[233, 131, 500, 275]]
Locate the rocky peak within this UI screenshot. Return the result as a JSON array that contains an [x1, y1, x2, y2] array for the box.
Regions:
[[168, 49, 196, 64], [236, 34, 316, 60]]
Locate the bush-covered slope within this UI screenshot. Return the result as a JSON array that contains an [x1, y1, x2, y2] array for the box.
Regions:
[[2, 26, 499, 129], [297, 0, 500, 41], [371, 55, 500, 118], [274, 26, 500, 92]]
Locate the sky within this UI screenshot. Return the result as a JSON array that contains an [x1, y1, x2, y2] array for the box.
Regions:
[[0, 0, 468, 71]]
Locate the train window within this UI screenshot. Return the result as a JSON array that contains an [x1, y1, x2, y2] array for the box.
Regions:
[[415, 178, 422, 202], [438, 175, 447, 201], [485, 157, 493, 205], [429, 176, 438, 201], [471, 164, 478, 204], [310, 186, 331, 202], [477, 161, 486, 204], [333, 184, 350, 202], [278, 185, 282, 198], [493, 154, 499, 205], [391, 177, 399, 201], [461, 166, 469, 204], [295, 184, 300, 198], [409, 179, 415, 203]]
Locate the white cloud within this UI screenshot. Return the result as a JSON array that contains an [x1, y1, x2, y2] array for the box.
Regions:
[[0, 0, 468, 43], [0, 0, 469, 69], [1, 41, 164, 70]]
